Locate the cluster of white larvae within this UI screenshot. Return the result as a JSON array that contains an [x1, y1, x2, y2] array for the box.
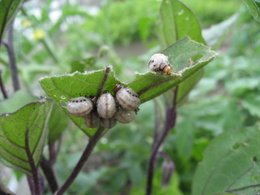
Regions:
[[67, 84, 141, 129], [66, 53, 172, 128]]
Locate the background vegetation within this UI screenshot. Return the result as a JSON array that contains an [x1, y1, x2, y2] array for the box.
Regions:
[[0, 0, 259, 194]]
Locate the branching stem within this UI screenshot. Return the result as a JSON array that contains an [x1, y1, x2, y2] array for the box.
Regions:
[[40, 155, 58, 193], [146, 87, 178, 195]]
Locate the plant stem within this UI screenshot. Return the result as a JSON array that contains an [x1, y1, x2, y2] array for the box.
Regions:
[[146, 87, 178, 195], [96, 66, 111, 98], [55, 127, 105, 195], [0, 70, 8, 99], [40, 39, 59, 64], [5, 20, 20, 91], [27, 176, 35, 195], [25, 129, 41, 195], [40, 155, 58, 193]]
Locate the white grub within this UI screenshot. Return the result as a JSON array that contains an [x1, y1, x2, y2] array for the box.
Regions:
[[67, 97, 93, 116], [85, 112, 100, 128], [100, 118, 117, 129], [116, 87, 140, 111], [115, 109, 136, 124], [148, 53, 172, 75], [97, 93, 116, 119]]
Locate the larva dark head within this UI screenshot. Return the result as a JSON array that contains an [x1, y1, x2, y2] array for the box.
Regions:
[[163, 65, 173, 75], [113, 84, 124, 94]]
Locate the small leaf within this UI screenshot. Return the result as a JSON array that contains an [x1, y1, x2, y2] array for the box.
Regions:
[[0, 0, 24, 42], [159, 0, 205, 46], [243, 0, 260, 22], [40, 68, 121, 136], [0, 100, 52, 175], [128, 38, 216, 103], [192, 127, 260, 195]]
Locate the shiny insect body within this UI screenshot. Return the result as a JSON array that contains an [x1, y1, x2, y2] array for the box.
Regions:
[[115, 85, 140, 111], [97, 93, 117, 119], [115, 109, 136, 124], [148, 53, 173, 75], [67, 97, 93, 116]]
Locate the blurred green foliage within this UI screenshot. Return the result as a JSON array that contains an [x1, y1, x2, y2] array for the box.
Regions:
[[182, 0, 241, 27], [0, 0, 259, 194]]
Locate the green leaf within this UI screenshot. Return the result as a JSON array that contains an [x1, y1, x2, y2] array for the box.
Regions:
[[70, 56, 97, 73], [128, 38, 216, 103], [0, 0, 24, 42], [159, 0, 205, 46], [241, 93, 260, 117], [0, 100, 52, 175], [243, 0, 260, 22], [40, 38, 216, 136], [0, 90, 37, 115], [159, 0, 206, 103], [40, 68, 121, 137], [48, 103, 69, 143], [192, 127, 260, 195]]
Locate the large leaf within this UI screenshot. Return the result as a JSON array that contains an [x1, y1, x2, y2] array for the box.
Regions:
[[159, 0, 206, 103], [0, 0, 24, 42], [128, 38, 216, 103], [0, 100, 52, 175], [243, 0, 260, 22], [40, 38, 215, 136], [40, 68, 121, 137], [192, 127, 260, 195]]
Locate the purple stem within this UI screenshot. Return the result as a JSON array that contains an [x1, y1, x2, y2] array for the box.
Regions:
[[55, 127, 105, 195], [4, 20, 20, 91], [146, 87, 178, 195], [25, 128, 41, 195], [0, 70, 8, 99], [40, 155, 58, 193]]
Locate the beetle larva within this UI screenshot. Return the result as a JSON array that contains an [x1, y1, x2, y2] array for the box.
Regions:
[[67, 97, 93, 116], [116, 85, 140, 111], [97, 93, 116, 119], [85, 111, 100, 128], [115, 109, 136, 124], [148, 53, 172, 75], [100, 118, 117, 129]]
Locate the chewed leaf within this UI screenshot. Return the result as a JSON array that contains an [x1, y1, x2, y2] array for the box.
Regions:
[[128, 38, 217, 103], [159, 0, 206, 103], [40, 38, 216, 136], [40, 67, 121, 136], [0, 100, 52, 175]]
